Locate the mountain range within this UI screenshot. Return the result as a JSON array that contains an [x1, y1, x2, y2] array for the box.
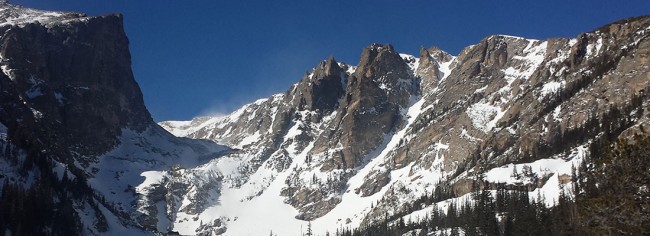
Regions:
[[0, 2, 649, 235]]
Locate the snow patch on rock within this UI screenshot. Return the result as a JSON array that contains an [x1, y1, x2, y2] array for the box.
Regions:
[[466, 102, 504, 132]]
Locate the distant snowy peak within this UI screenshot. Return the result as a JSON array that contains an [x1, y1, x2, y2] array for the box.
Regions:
[[160, 116, 226, 137], [0, 2, 84, 27]]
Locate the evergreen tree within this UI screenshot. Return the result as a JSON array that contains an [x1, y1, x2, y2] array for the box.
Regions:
[[306, 221, 313, 236], [576, 130, 650, 235]]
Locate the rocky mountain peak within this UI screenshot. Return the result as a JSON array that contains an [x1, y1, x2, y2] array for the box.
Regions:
[[419, 46, 431, 58], [421, 45, 453, 63], [312, 43, 417, 172], [316, 55, 343, 78], [417, 46, 455, 90], [322, 54, 341, 76], [293, 56, 346, 113], [355, 43, 404, 78]]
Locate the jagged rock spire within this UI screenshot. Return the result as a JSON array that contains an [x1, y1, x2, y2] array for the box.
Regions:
[[322, 54, 341, 77]]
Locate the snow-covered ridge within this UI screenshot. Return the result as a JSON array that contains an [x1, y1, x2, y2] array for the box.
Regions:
[[0, 3, 83, 27], [161, 116, 227, 137]]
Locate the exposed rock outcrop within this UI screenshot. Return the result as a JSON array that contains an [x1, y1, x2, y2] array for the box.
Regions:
[[318, 43, 417, 171]]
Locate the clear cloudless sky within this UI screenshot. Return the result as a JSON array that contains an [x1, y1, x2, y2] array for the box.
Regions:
[[11, 0, 650, 121]]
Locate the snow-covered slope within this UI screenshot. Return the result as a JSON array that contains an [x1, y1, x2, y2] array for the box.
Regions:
[[83, 126, 229, 234]]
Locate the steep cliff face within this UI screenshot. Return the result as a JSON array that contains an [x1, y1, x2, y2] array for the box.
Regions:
[[0, 6, 152, 157], [316, 44, 417, 171], [161, 16, 650, 235], [0, 3, 226, 235]]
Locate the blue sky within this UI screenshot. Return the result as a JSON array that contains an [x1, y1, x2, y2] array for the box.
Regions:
[[12, 0, 650, 121]]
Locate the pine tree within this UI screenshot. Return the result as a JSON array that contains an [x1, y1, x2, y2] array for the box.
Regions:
[[503, 216, 514, 236], [306, 221, 313, 236]]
